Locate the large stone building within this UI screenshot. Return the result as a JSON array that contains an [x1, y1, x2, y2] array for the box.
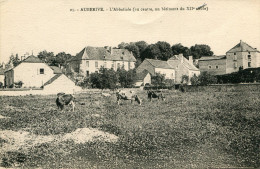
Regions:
[[136, 54, 200, 84], [67, 46, 136, 77], [199, 40, 260, 75]]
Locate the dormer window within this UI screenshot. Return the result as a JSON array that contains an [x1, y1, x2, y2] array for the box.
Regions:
[[120, 56, 123, 60], [234, 53, 236, 55]]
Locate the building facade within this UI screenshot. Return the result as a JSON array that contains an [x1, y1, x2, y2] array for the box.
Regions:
[[198, 55, 227, 75], [199, 40, 260, 75], [136, 59, 175, 80], [67, 46, 136, 77]]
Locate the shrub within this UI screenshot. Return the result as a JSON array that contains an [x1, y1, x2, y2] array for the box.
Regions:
[[198, 71, 217, 85]]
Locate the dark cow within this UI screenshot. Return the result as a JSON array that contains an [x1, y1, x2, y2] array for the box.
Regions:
[[56, 93, 75, 111], [116, 90, 142, 105], [147, 90, 166, 101]]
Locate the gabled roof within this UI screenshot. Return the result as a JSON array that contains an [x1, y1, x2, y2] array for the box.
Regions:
[[227, 40, 259, 53], [168, 55, 199, 71], [136, 70, 150, 80], [41, 74, 62, 87], [146, 59, 174, 69], [71, 46, 136, 62], [50, 66, 62, 74], [199, 55, 226, 61], [22, 55, 43, 63]]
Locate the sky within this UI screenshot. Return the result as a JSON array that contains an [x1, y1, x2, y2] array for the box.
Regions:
[[1, 0, 260, 63]]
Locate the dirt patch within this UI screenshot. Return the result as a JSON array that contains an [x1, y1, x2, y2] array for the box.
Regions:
[[0, 128, 118, 153], [0, 115, 10, 119]]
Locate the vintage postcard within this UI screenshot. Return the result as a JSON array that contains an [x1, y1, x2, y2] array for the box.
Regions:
[[0, 0, 259, 168]]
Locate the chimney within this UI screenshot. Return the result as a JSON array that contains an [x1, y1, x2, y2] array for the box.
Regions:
[[179, 54, 184, 63], [110, 47, 113, 55], [189, 56, 193, 64]]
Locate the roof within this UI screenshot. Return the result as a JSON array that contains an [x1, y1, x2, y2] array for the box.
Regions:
[[227, 40, 259, 53], [71, 46, 136, 62], [42, 74, 62, 87], [199, 55, 226, 61], [136, 70, 150, 80], [168, 55, 199, 71], [50, 66, 62, 74], [22, 55, 43, 63], [146, 59, 174, 69]]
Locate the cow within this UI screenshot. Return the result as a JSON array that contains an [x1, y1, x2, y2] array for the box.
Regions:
[[56, 93, 75, 111], [147, 90, 166, 101], [116, 90, 142, 105]]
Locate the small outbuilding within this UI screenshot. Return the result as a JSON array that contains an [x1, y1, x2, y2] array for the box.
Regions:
[[135, 70, 151, 87]]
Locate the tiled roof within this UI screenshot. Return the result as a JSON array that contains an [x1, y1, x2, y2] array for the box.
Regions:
[[42, 74, 62, 87], [23, 55, 43, 63], [199, 55, 226, 61], [146, 59, 174, 69], [227, 40, 259, 53], [136, 70, 150, 80], [168, 55, 199, 71], [72, 46, 136, 62], [50, 66, 62, 74]]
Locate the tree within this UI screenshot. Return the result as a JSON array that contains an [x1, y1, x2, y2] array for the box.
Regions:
[[141, 41, 173, 61], [190, 44, 214, 59], [37, 50, 55, 65], [117, 68, 137, 88], [198, 71, 217, 85], [125, 43, 140, 59], [55, 52, 72, 67], [151, 73, 165, 87], [190, 74, 200, 85], [8, 54, 20, 67], [171, 43, 191, 58], [181, 75, 189, 84], [90, 67, 118, 89], [118, 42, 129, 49]]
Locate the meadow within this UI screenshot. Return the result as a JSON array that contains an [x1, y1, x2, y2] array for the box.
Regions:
[[0, 89, 259, 168]]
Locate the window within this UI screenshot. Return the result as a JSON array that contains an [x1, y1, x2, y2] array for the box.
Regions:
[[86, 71, 89, 77], [86, 61, 89, 67], [234, 62, 237, 68], [95, 61, 98, 68], [208, 65, 212, 69], [128, 62, 131, 69], [40, 68, 44, 74], [248, 62, 251, 67], [233, 55, 237, 61], [216, 65, 219, 69], [117, 63, 120, 68], [248, 52, 250, 54], [248, 55, 251, 61], [234, 52, 236, 55]]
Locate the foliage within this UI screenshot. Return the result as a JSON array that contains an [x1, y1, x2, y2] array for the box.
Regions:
[[190, 74, 200, 85], [90, 67, 118, 89], [198, 71, 217, 85], [190, 44, 214, 59], [8, 54, 20, 67], [171, 43, 191, 58], [37, 50, 72, 67], [216, 67, 260, 84], [117, 68, 137, 88], [181, 75, 189, 84], [151, 73, 165, 86], [141, 42, 173, 61]]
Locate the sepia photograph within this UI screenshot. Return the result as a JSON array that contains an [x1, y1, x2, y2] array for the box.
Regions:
[[0, 0, 259, 168]]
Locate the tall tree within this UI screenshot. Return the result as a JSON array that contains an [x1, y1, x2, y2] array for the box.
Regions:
[[125, 43, 140, 59], [8, 53, 20, 67], [171, 43, 191, 58], [141, 41, 172, 61], [37, 50, 55, 65], [190, 44, 214, 59], [55, 52, 72, 67]]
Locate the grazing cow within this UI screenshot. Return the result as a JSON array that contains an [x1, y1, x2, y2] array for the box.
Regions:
[[116, 90, 142, 105], [56, 93, 75, 111], [147, 90, 166, 101]]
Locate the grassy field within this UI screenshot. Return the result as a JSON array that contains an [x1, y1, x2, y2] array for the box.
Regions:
[[0, 90, 259, 168]]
